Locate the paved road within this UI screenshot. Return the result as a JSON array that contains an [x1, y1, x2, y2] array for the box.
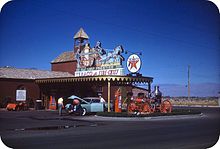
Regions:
[[0, 107, 219, 149]]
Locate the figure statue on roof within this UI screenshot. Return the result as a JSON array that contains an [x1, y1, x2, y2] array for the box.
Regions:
[[75, 39, 124, 69], [94, 41, 106, 56], [94, 43, 124, 66], [75, 48, 81, 68]]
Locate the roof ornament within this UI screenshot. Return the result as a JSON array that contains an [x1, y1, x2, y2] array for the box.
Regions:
[[75, 41, 124, 69], [94, 41, 106, 56]]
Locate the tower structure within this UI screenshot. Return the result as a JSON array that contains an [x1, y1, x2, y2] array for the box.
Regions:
[[73, 28, 89, 53], [51, 28, 89, 74]]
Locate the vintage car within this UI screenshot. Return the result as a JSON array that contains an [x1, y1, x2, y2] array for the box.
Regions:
[[83, 97, 113, 111], [65, 95, 104, 115]]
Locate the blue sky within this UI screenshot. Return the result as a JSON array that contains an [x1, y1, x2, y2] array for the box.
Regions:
[[0, 0, 219, 86]]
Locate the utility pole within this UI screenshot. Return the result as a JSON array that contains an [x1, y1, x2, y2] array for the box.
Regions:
[[188, 65, 190, 100]]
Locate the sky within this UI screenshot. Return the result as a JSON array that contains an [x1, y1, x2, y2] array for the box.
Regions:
[[0, 0, 219, 88]]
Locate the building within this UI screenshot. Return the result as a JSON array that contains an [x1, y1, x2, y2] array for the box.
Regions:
[[0, 28, 153, 111], [0, 67, 73, 108]]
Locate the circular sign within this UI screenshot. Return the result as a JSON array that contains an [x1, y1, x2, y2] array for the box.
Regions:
[[126, 54, 141, 73]]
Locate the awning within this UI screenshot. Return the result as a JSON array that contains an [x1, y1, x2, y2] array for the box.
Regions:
[[35, 75, 153, 84]]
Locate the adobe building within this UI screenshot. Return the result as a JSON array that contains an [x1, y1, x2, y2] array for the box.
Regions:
[[0, 67, 73, 108], [0, 28, 153, 111]]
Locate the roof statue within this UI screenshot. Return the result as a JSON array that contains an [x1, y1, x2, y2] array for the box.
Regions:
[[73, 29, 125, 77], [74, 28, 89, 39], [75, 41, 124, 69], [94, 41, 106, 56]]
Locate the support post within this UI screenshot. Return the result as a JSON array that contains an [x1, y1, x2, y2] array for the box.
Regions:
[[107, 79, 111, 112], [148, 81, 151, 98], [188, 65, 190, 100]]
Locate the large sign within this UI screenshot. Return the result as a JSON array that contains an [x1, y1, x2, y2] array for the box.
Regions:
[[127, 54, 141, 73], [75, 41, 125, 76], [75, 68, 124, 77], [16, 90, 26, 101]]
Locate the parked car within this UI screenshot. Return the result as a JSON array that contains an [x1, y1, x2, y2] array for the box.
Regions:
[[65, 95, 104, 116], [83, 97, 113, 111]]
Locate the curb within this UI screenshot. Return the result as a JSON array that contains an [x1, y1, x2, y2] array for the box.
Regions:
[[82, 113, 204, 121]]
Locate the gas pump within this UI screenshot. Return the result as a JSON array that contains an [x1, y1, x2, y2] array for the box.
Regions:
[[49, 96, 56, 110], [115, 88, 122, 113]]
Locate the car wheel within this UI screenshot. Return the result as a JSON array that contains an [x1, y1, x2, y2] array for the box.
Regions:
[[82, 108, 87, 116]]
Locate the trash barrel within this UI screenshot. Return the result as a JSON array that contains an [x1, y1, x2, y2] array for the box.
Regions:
[[35, 100, 42, 110]]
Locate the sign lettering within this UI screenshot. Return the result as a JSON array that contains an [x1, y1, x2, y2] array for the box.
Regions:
[[75, 68, 123, 77]]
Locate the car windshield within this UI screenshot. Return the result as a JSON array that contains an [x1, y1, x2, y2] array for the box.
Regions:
[[84, 99, 92, 103], [92, 99, 100, 103], [80, 100, 87, 104], [83, 98, 100, 103]]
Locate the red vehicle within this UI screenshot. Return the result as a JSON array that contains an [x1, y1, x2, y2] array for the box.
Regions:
[[6, 102, 28, 111], [128, 86, 172, 115]]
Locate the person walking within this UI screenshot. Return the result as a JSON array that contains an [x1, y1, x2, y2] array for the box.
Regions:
[[58, 97, 64, 116]]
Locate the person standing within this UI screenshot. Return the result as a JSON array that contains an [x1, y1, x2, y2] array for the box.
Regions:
[[99, 95, 106, 111], [100, 95, 106, 103], [58, 97, 64, 116]]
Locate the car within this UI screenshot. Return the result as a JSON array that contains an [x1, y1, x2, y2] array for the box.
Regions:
[[66, 95, 104, 115], [83, 97, 113, 111]]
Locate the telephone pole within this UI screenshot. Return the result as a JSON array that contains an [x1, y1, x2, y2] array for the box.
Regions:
[[188, 65, 190, 100]]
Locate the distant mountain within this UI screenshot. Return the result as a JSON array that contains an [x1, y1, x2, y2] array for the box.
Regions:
[[156, 83, 220, 97]]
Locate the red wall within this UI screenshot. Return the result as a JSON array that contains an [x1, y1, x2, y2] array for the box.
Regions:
[[51, 61, 77, 74], [0, 79, 40, 102]]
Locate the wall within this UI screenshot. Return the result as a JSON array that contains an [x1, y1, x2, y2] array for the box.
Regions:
[[0, 79, 40, 107], [51, 61, 77, 74]]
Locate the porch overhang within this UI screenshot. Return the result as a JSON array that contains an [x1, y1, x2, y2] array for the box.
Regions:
[[35, 75, 153, 84], [35, 75, 153, 112]]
